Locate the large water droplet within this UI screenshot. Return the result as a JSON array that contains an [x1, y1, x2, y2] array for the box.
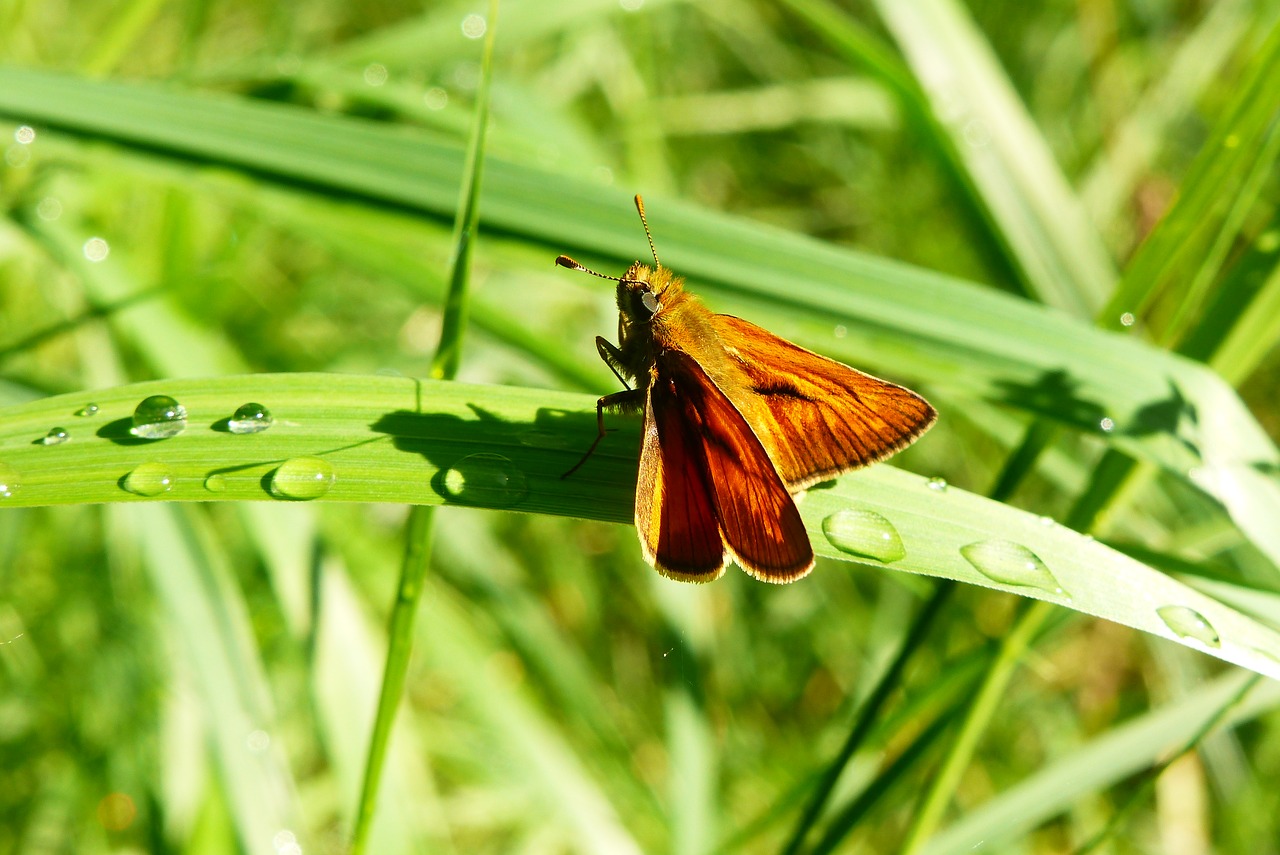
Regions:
[[74, 403, 99, 417], [960, 540, 1065, 595], [41, 427, 69, 446], [821, 509, 905, 563], [130, 395, 187, 439], [122, 462, 174, 496], [203, 473, 228, 493], [228, 403, 274, 435], [0, 462, 20, 499], [440, 453, 528, 508], [269, 457, 335, 500], [1156, 605, 1220, 648]]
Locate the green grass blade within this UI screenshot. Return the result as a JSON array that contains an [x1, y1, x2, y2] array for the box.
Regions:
[[871, 0, 1118, 315], [779, 581, 956, 855], [132, 503, 301, 852], [1080, 0, 1262, 231], [1099, 18, 1280, 333], [898, 601, 1054, 855], [352, 4, 498, 851], [919, 672, 1280, 855]]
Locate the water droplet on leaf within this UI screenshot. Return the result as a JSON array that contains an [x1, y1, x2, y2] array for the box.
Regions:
[[269, 457, 335, 500], [1156, 605, 1220, 648], [821, 509, 906, 563], [228, 403, 274, 435], [130, 395, 187, 439], [960, 540, 1065, 596], [41, 427, 69, 446], [122, 462, 174, 496]]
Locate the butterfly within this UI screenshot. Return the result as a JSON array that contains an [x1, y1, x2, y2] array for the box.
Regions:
[[557, 196, 936, 583]]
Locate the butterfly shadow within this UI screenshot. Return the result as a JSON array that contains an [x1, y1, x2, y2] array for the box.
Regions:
[[369, 402, 640, 513]]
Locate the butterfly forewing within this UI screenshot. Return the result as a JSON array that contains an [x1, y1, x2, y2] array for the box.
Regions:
[[711, 314, 937, 490], [642, 350, 814, 582]]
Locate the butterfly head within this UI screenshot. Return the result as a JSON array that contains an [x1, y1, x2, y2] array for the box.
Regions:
[[618, 262, 680, 325]]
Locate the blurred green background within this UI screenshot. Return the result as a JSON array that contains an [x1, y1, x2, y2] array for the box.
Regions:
[[2, 0, 1280, 853]]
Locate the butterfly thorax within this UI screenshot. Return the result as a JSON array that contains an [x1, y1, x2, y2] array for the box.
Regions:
[[615, 264, 745, 402]]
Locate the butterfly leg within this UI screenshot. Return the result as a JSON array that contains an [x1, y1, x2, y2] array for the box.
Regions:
[[562, 388, 645, 479], [595, 337, 632, 390]]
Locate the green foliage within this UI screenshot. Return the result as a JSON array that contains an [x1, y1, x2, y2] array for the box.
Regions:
[[1, 1, 1279, 853]]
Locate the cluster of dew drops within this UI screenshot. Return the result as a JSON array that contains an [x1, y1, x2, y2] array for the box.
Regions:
[[0, 396, 335, 502], [819, 483, 1224, 655]]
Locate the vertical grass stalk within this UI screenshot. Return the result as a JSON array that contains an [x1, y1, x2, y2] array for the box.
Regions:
[[350, 3, 499, 851]]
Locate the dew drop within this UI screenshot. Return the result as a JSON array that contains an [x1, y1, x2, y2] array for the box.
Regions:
[[272, 829, 300, 855], [203, 473, 227, 493], [423, 87, 448, 110], [1038, 515, 1055, 526], [122, 462, 174, 496], [228, 403, 274, 435], [83, 237, 110, 262], [269, 457, 335, 500], [821, 509, 906, 563], [960, 540, 1065, 595], [74, 403, 99, 417], [926, 476, 948, 492], [440, 453, 528, 508], [1119, 312, 1136, 327], [1156, 605, 1220, 648], [130, 395, 187, 439], [1099, 417, 1115, 433], [460, 12, 486, 38], [0, 462, 21, 499], [41, 427, 69, 446]]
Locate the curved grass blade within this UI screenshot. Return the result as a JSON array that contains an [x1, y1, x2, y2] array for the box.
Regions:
[[3, 374, 1280, 682]]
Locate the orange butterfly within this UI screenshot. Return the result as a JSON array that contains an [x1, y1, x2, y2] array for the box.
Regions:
[[558, 196, 936, 583]]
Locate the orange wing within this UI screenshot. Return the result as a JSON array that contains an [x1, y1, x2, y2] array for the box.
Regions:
[[635, 350, 814, 583], [711, 314, 936, 490]]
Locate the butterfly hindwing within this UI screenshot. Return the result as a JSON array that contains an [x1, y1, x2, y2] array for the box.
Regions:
[[638, 349, 814, 583]]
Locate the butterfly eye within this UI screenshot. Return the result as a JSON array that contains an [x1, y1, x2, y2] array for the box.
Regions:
[[639, 290, 661, 317]]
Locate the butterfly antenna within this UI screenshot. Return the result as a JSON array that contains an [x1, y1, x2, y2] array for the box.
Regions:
[[634, 195, 660, 268], [555, 255, 622, 282]]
